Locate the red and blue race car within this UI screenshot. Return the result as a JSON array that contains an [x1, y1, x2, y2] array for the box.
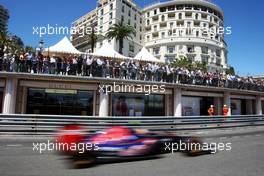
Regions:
[[56, 125, 213, 168]]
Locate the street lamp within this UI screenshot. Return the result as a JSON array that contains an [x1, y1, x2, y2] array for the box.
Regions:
[[39, 39, 44, 53]]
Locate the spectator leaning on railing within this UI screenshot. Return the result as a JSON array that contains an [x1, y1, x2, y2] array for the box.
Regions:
[[0, 49, 264, 92]]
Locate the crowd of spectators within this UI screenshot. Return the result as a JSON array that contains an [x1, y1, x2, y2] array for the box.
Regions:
[[0, 50, 264, 92]]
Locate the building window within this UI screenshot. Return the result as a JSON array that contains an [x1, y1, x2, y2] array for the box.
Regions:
[[160, 7, 166, 13], [161, 15, 165, 21], [147, 12, 150, 17], [216, 49, 221, 57], [179, 13, 182, 19], [112, 94, 165, 116], [201, 7, 207, 12], [129, 44, 135, 52], [27, 88, 94, 115], [161, 32, 165, 38], [187, 45, 194, 53], [166, 56, 176, 63], [182, 96, 214, 116], [168, 5, 175, 11], [201, 56, 209, 63], [128, 10, 131, 16], [110, 3, 113, 10], [134, 14, 137, 20], [128, 19, 131, 25], [147, 20, 150, 25], [109, 12, 113, 20], [201, 46, 208, 54], [154, 9, 157, 15], [121, 15, 124, 23], [153, 47, 160, 55], [153, 25, 157, 31], [195, 13, 199, 20], [187, 21, 191, 27], [100, 17, 103, 25], [168, 30, 172, 36], [216, 58, 221, 65], [170, 22, 174, 28], [202, 14, 207, 19], [147, 35, 150, 41], [100, 9, 104, 16], [177, 5, 184, 10], [167, 46, 175, 53], [122, 6, 125, 13]]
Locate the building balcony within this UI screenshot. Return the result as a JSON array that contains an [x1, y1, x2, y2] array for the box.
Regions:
[[186, 52, 196, 55], [160, 22, 167, 28], [201, 52, 209, 56], [185, 12, 192, 18], [152, 15, 159, 22], [168, 13, 176, 19], [145, 26, 151, 31]]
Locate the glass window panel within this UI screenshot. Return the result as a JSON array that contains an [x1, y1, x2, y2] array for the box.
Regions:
[[112, 93, 165, 116], [27, 88, 93, 116]]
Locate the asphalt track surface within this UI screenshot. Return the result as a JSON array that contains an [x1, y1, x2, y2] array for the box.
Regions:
[[0, 127, 264, 176]]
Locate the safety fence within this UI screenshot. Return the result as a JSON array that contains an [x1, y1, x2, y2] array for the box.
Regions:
[[0, 114, 264, 135]]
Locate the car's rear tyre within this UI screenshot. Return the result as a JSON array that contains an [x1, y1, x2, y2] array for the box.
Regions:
[[185, 138, 203, 156], [71, 152, 96, 168]]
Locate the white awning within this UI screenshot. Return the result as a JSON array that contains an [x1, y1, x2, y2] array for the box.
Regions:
[[89, 42, 128, 59], [44, 36, 83, 55], [134, 47, 164, 63]]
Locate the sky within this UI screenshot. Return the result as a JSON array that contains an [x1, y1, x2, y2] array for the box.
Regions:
[[0, 0, 264, 76]]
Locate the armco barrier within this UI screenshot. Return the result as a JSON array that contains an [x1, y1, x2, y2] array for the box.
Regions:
[[0, 114, 264, 135]]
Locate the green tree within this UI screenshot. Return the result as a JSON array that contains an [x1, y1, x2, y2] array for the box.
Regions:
[[192, 61, 207, 72], [226, 66, 235, 75], [86, 26, 104, 53], [171, 56, 192, 69], [0, 30, 9, 47], [8, 35, 24, 54], [106, 22, 136, 54], [24, 46, 35, 53], [1, 30, 33, 54]]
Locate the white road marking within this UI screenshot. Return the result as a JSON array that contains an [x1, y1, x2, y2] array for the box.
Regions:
[[6, 144, 23, 147], [219, 137, 227, 140]]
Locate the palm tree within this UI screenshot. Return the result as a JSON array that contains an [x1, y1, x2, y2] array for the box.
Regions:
[[106, 22, 136, 54], [0, 30, 8, 47], [86, 26, 104, 53]]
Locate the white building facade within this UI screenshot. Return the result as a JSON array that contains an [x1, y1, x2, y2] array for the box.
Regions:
[[143, 0, 228, 70], [72, 0, 228, 69]]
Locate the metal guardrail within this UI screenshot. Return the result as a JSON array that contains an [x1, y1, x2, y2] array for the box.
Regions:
[[0, 114, 264, 135]]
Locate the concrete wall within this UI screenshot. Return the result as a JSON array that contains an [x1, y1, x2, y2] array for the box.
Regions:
[[0, 73, 263, 116]]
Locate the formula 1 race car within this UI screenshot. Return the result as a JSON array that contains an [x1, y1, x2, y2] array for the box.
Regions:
[[55, 125, 213, 168]]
